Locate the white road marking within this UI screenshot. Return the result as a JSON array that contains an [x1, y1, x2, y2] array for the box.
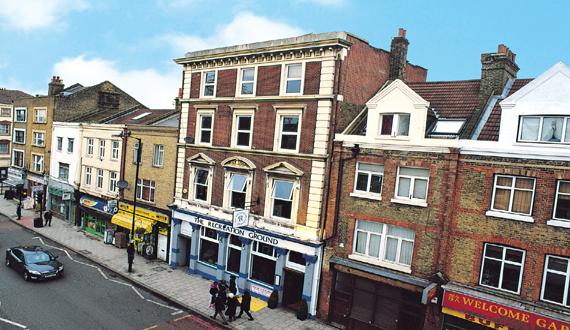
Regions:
[[0, 316, 27, 328]]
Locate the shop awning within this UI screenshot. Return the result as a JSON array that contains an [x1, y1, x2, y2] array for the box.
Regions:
[[2, 178, 24, 187], [111, 213, 153, 233]]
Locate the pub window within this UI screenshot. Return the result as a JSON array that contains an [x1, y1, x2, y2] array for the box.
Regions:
[[199, 227, 219, 266]]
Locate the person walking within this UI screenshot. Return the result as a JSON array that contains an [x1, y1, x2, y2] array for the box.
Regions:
[[229, 275, 237, 295], [236, 290, 254, 321], [127, 242, 135, 273], [218, 285, 227, 305], [225, 293, 238, 322], [211, 294, 228, 325], [44, 210, 53, 226], [209, 282, 218, 309]]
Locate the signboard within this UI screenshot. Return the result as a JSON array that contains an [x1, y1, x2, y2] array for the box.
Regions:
[[250, 284, 272, 298], [32, 185, 43, 192], [233, 209, 249, 228], [80, 197, 117, 214], [421, 283, 438, 304], [119, 203, 168, 224], [442, 290, 570, 330], [8, 167, 23, 180], [108, 200, 118, 213], [28, 176, 47, 185], [62, 193, 71, 200]]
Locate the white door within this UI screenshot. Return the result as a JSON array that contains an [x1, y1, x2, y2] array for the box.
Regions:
[[157, 234, 167, 261]]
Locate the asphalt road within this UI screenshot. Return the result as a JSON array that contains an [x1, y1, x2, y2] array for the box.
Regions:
[[0, 214, 186, 330]]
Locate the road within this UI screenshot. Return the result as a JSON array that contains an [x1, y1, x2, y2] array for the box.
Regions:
[[0, 214, 222, 330]]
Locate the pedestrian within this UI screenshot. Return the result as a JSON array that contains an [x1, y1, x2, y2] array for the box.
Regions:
[[218, 285, 227, 305], [209, 281, 218, 309], [127, 242, 135, 273], [225, 292, 238, 322], [211, 294, 228, 325], [44, 210, 53, 226], [237, 290, 254, 321], [229, 275, 237, 295], [16, 204, 21, 220]]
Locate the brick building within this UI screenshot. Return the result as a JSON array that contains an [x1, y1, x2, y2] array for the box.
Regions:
[[319, 45, 567, 329], [0, 88, 31, 184], [168, 29, 427, 317]]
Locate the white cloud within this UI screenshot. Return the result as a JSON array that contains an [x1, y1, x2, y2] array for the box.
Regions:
[[53, 56, 180, 109], [155, 0, 202, 8], [159, 11, 305, 55], [0, 0, 90, 31], [297, 0, 346, 5]]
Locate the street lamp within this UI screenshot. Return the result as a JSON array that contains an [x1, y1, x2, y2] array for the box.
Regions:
[[112, 131, 141, 272]]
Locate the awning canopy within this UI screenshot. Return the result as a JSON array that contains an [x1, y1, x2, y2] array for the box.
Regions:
[[3, 178, 24, 187], [111, 213, 153, 233], [78, 204, 114, 219]]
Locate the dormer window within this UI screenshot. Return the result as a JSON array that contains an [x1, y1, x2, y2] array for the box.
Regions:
[[379, 113, 410, 137], [429, 119, 465, 135], [519, 116, 570, 143]]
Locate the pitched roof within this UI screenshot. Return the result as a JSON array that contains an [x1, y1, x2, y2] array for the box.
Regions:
[[0, 89, 32, 104], [476, 79, 533, 141], [407, 80, 481, 120], [105, 107, 179, 125]]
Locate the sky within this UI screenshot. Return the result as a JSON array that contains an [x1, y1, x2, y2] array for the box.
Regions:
[[0, 0, 569, 109]]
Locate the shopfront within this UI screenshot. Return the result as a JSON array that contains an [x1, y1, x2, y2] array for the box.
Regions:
[[3, 167, 25, 197], [47, 180, 74, 223], [170, 208, 323, 318], [79, 196, 117, 236], [110, 202, 170, 262], [441, 283, 570, 330], [327, 257, 437, 330]]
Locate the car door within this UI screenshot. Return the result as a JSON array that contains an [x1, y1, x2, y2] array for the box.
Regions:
[[12, 250, 25, 274]]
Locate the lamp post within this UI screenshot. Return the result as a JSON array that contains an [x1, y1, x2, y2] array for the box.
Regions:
[[112, 131, 141, 272]]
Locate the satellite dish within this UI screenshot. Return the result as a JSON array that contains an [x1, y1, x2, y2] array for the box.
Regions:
[[184, 136, 195, 144], [117, 180, 129, 189]]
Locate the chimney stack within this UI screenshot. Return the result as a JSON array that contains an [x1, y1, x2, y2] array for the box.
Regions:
[[389, 28, 410, 82], [48, 76, 65, 96], [479, 45, 519, 97]]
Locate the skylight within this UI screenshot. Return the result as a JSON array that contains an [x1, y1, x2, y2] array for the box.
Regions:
[[130, 112, 152, 121], [430, 120, 465, 134]]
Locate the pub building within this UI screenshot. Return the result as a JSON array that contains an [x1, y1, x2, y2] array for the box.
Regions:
[[170, 207, 323, 309]]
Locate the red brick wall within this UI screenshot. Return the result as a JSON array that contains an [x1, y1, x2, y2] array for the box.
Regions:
[[304, 61, 321, 95], [190, 72, 201, 98], [406, 63, 429, 83], [256, 65, 281, 96], [217, 69, 237, 97]]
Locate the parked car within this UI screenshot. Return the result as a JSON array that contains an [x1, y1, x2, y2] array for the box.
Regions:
[[5, 246, 64, 281]]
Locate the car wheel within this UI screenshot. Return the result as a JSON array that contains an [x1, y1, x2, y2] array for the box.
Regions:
[[23, 272, 30, 281], [5, 258, 10, 267]]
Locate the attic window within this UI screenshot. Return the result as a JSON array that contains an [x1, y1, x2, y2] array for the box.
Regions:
[[430, 120, 465, 134], [131, 112, 152, 121]]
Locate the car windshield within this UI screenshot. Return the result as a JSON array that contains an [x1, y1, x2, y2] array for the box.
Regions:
[[25, 252, 52, 264]]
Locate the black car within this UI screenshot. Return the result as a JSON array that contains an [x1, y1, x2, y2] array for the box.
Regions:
[[5, 246, 64, 281]]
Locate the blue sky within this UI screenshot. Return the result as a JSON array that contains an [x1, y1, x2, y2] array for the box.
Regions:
[[0, 0, 568, 109]]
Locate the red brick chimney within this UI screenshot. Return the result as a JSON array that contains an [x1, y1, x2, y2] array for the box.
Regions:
[[48, 76, 65, 96], [479, 45, 519, 97], [389, 28, 409, 82]]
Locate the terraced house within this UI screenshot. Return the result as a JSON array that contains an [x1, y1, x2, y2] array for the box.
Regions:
[[168, 30, 427, 317]]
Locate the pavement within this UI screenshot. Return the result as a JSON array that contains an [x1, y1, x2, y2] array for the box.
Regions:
[[0, 196, 338, 330]]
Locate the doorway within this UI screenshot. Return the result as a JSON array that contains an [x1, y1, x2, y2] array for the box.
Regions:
[[282, 269, 304, 309]]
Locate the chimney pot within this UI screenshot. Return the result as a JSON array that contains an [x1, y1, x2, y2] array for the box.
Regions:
[[398, 28, 406, 38]]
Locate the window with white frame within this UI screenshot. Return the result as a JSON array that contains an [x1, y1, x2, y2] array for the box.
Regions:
[[239, 68, 255, 96], [109, 171, 117, 194], [234, 114, 253, 148], [34, 108, 46, 123], [67, 138, 74, 153], [226, 234, 242, 274], [99, 140, 105, 159], [193, 168, 210, 202], [519, 116, 570, 143], [57, 137, 63, 151], [490, 175, 535, 215], [133, 142, 141, 164], [250, 241, 276, 285], [13, 129, 25, 144], [541, 255, 570, 307], [111, 141, 119, 160], [199, 227, 218, 265], [198, 113, 213, 145], [85, 166, 92, 186], [87, 138, 94, 156], [284, 64, 303, 94], [0, 143, 8, 154], [287, 251, 306, 272], [394, 167, 430, 202], [58, 163, 69, 180], [270, 179, 294, 220], [479, 243, 525, 294], [354, 162, 384, 196], [33, 132, 45, 146], [379, 113, 410, 137], [277, 115, 300, 152], [97, 169, 104, 189], [15, 108, 26, 123], [137, 178, 155, 202], [0, 124, 9, 135], [1, 108, 10, 117], [227, 173, 247, 209], [153, 144, 164, 166], [353, 219, 415, 267], [553, 180, 570, 221], [32, 154, 43, 172], [203, 71, 216, 97], [13, 150, 24, 167]]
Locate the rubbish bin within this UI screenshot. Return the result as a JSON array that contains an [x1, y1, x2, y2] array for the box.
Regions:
[[34, 217, 43, 228]]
